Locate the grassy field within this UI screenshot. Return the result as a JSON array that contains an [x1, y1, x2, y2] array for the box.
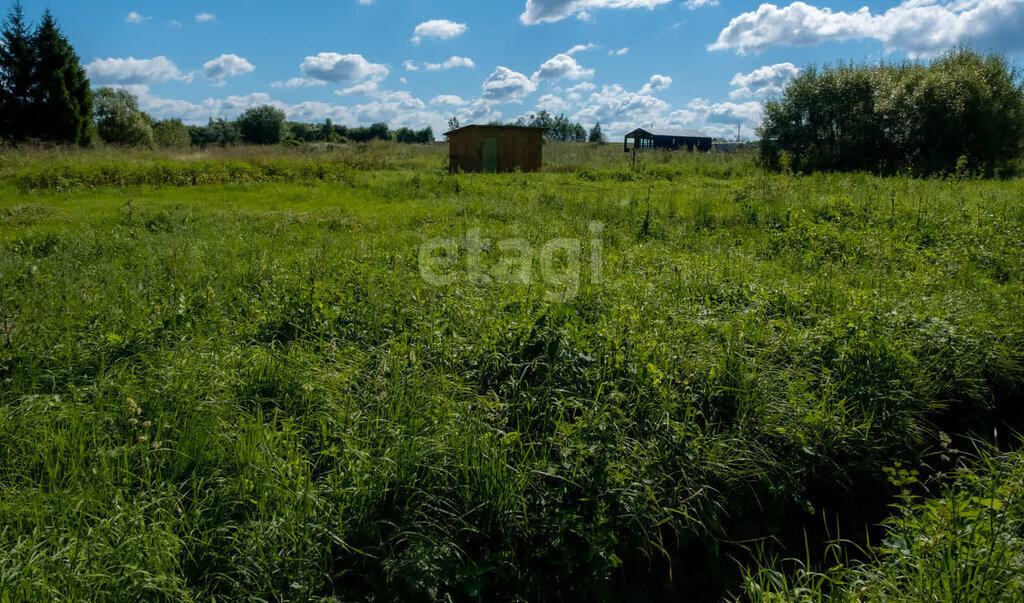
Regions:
[[0, 142, 1022, 601]]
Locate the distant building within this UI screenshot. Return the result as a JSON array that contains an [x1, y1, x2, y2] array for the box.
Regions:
[[712, 141, 747, 153], [623, 128, 713, 153], [445, 125, 545, 173]]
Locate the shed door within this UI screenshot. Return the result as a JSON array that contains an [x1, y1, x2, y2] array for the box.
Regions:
[[481, 137, 498, 173]]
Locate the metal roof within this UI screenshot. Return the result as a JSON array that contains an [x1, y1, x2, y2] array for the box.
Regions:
[[626, 128, 712, 139], [444, 124, 547, 136]]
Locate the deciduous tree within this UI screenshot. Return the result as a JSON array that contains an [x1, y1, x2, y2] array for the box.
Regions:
[[237, 105, 286, 145]]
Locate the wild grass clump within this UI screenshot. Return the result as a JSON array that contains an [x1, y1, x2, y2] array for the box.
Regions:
[[739, 444, 1024, 602], [12, 158, 364, 190]]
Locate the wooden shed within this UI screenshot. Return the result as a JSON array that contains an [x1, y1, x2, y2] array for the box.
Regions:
[[624, 128, 713, 153], [445, 125, 545, 174]]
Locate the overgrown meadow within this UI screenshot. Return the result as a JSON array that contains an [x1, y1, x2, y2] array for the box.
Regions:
[[1, 142, 1022, 601]]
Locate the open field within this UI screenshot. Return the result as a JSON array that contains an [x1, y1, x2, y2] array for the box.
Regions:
[[1, 143, 1022, 600]]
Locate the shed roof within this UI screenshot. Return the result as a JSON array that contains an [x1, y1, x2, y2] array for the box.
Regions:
[[626, 128, 711, 139], [445, 124, 547, 136]]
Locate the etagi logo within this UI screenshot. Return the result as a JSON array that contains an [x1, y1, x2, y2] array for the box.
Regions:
[[419, 222, 604, 302]]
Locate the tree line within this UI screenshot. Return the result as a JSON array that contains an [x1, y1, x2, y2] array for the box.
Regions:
[[0, 5, 436, 148], [450, 112, 605, 144], [520, 111, 604, 143], [90, 87, 437, 148], [2, 4, 607, 150], [760, 49, 1024, 176]]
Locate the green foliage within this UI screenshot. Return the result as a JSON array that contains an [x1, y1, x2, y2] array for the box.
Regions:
[[0, 2, 33, 140], [191, 117, 241, 147], [528, 110, 589, 142], [347, 121, 391, 142], [151, 118, 190, 148], [394, 126, 434, 144], [741, 446, 1024, 602], [761, 49, 1024, 176], [0, 145, 1023, 599], [93, 87, 154, 146], [0, 5, 91, 144], [237, 105, 286, 145], [286, 121, 313, 142], [589, 121, 605, 144]]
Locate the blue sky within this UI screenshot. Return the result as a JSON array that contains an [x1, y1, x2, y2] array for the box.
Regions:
[[14, 0, 1024, 139]]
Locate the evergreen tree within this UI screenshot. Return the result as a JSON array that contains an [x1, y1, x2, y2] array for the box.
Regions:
[[588, 121, 605, 144], [29, 10, 91, 144], [0, 2, 35, 140]]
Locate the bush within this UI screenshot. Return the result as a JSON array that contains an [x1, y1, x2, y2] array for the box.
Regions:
[[93, 87, 153, 147], [151, 119, 190, 148], [760, 50, 1024, 176], [237, 105, 286, 145], [742, 447, 1024, 602]]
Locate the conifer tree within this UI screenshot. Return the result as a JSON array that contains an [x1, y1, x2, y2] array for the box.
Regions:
[[30, 10, 91, 144], [0, 2, 35, 140]]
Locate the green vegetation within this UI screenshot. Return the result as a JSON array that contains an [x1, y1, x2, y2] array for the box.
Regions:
[[0, 142, 1022, 600], [760, 49, 1024, 176], [236, 105, 288, 146], [94, 87, 154, 147], [151, 118, 191, 149], [741, 445, 1024, 602], [0, 2, 91, 145], [519, 110, 590, 142]]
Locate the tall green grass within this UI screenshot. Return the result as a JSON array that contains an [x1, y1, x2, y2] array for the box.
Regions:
[[739, 444, 1024, 602], [0, 146, 1021, 599]]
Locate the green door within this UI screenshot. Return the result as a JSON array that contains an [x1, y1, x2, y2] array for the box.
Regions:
[[481, 137, 498, 173]]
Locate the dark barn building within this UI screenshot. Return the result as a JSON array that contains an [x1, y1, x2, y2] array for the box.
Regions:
[[624, 128, 713, 153], [446, 125, 545, 174]]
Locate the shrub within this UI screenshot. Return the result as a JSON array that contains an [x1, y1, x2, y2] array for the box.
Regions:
[[236, 105, 286, 145], [151, 119, 190, 148], [93, 87, 153, 147]]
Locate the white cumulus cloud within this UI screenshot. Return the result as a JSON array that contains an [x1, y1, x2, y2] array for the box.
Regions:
[[639, 74, 672, 94], [299, 52, 389, 85], [728, 62, 799, 99], [431, 94, 468, 106], [533, 53, 595, 81], [566, 42, 598, 55], [125, 12, 150, 24], [521, 0, 673, 25], [411, 19, 468, 44], [709, 0, 1024, 57], [482, 66, 537, 101], [425, 56, 476, 71], [270, 77, 327, 89], [86, 56, 189, 85], [194, 13, 217, 23], [203, 54, 255, 84]]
